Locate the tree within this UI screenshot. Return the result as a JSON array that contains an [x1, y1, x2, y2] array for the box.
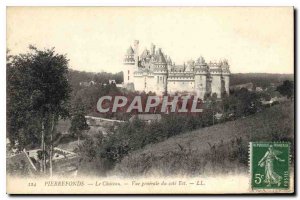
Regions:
[[209, 93, 218, 125], [276, 80, 294, 99], [233, 88, 261, 116], [7, 45, 71, 176], [222, 94, 238, 117], [69, 98, 90, 145]]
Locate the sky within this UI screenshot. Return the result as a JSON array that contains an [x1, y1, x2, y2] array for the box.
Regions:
[[7, 7, 294, 74]]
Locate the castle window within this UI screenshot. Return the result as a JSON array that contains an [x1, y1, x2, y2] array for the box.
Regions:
[[128, 70, 130, 74], [157, 76, 159, 83], [128, 76, 129, 81]]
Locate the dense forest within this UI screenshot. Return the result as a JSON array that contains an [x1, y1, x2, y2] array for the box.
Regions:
[[68, 70, 294, 89]]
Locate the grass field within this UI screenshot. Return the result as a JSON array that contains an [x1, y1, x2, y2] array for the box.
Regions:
[[113, 101, 294, 177]]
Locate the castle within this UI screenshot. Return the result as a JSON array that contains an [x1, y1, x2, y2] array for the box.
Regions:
[[123, 40, 230, 99]]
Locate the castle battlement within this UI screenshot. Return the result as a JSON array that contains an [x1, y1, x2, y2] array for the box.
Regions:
[[122, 40, 230, 98]]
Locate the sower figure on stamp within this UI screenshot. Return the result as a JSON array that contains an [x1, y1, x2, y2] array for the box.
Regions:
[[258, 145, 285, 187]]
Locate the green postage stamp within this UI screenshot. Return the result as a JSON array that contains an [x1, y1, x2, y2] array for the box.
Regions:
[[250, 142, 290, 190]]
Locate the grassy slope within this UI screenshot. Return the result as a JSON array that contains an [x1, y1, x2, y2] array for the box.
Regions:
[[113, 101, 294, 176]]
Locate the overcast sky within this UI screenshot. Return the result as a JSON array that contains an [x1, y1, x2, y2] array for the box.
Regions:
[[7, 7, 293, 74]]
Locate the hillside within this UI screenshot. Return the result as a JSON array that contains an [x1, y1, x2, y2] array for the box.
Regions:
[[230, 73, 293, 88], [113, 101, 294, 176]]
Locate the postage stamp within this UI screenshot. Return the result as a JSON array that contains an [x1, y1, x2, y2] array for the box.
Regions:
[[250, 142, 290, 190]]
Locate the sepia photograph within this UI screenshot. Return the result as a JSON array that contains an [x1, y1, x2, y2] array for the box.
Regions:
[[5, 6, 294, 194]]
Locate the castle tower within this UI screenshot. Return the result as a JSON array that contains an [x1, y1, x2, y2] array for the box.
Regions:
[[151, 43, 156, 55], [123, 46, 136, 89], [186, 59, 195, 72], [133, 40, 139, 68], [194, 56, 208, 99], [221, 59, 230, 96], [153, 48, 168, 95], [209, 62, 223, 98], [167, 56, 173, 72]]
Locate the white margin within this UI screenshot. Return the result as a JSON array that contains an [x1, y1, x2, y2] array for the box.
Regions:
[[1, 0, 299, 199]]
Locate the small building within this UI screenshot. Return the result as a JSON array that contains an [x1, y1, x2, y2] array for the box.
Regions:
[[7, 148, 79, 177], [230, 82, 254, 91], [79, 80, 96, 87], [7, 150, 38, 176], [116, 83, 123, 88], [109, 79, 116, 84], [129, 114, 162, 124], [261, 99, 273, 106], [255, 87, 263, 92], [214, 112, 223, 120]]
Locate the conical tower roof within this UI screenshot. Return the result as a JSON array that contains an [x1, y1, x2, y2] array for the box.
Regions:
[[156, 48, 167, 64], [126, 46, 134, 55]]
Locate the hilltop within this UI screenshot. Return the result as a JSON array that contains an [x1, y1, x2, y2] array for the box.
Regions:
[[230, 73, 293, 88]]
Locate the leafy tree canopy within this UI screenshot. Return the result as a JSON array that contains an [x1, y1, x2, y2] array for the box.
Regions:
[[7, 46, 71, 148], [276, 80, 294, 99]]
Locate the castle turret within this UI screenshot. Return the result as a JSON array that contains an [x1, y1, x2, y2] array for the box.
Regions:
[[133, 40, 139, 68], [186, 59, 195, 72], [153, 48, 168, 95], [209, 62, 223, 98], [221, 59, 230, 96], [151, 43, 156, 55], [194, 56, 208, 99], [123, 46, 136, 89], [167, 56, 173, 72]]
